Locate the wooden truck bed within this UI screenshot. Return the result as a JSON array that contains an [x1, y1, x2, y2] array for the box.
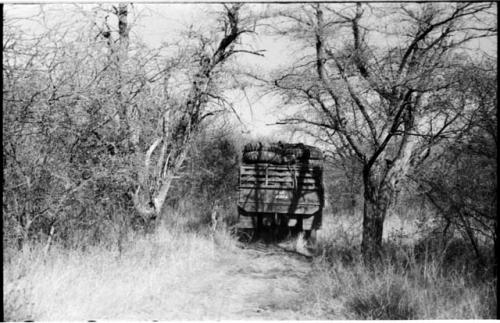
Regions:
[[237, 163, 323, 215]]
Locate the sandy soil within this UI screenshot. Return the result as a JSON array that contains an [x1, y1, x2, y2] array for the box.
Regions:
[[215, 242, 313, 319], [153, 241, 315, 320]]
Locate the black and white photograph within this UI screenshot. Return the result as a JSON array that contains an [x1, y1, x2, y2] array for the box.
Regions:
[[3, 1, 497, 320]]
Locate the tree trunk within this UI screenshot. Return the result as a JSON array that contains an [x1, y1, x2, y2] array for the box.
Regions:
[[361, 202, 384, 263], [361, 137, 417, 263], [115, 4, 141, 150], [361, 183, 383, 263], [361, 166, 392, 264]]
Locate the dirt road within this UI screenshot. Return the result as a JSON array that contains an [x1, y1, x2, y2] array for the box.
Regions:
[[216, 243, 313, 319], [6, 230, 324, 321], [158, 241, 315, 320]]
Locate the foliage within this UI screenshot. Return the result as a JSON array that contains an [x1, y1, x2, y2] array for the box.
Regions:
[[297, 212, 496, 319], [266, 2, 497, 260], [323, 157, 363, 214], [2, 4, 256, 249], [404, 58, 497, 262], [2, 7, 141, 248], [167, 125, 242, 227]]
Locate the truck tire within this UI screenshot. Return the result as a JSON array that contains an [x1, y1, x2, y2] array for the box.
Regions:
[[237, 228, 257, 243]]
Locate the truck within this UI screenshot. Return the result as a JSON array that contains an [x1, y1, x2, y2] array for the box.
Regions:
[[236, 142, 325, 244]]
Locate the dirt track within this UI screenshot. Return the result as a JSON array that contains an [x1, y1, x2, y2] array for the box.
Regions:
[[217, 243, 313, 319], [161, 241, 315, 320]]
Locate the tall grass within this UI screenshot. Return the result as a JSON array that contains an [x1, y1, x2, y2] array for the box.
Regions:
[[4, 207, 496, 320], [300, 211, 497, 319], [3, 210, 238, 321]]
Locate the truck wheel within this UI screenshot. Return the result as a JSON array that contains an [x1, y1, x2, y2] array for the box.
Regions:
[[237, 228, 256, 243]]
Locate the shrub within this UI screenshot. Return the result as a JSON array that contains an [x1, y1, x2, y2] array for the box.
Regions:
[[347, 276, 416, 319], [299, 211, 496, 319]]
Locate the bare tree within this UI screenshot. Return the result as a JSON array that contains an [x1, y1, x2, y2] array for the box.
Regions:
[[132, 4, 262, 220], [2, 4, 190, 247], [269, 2, 496, 262]]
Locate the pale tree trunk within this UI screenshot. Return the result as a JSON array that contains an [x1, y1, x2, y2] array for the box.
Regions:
[[132, 135, 189, 220], [132, 60, 208, 220], [114, 8, 135, 253], [116, 4, 140, 150], [117, 4, 140, 149], [131, 4, 251, 222], [105, 3, 139, 151]]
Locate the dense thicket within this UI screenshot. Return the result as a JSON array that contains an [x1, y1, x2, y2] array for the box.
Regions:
[[166, 125, 241, 226], [408, 62, 497, 262], [2, 5, 249, 249]]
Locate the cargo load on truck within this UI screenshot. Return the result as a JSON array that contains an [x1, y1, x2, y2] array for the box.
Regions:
[[241, 142, 323, 165], [236, 141, 325, 243]]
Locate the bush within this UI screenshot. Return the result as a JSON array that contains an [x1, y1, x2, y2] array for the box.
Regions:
[[297, 212, 497, 319], [165, 126, 241, 230], [347, 276, 416, 319]]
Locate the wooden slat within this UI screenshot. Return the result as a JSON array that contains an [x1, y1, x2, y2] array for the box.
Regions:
[[237, 186, 321, 215], [241, 177, 318, 184], [240, 182, 318, 187], [240, 171, 302, 177], [241, 173, 320, 180], [237, 203, 320, 214], [239, 183, 318, 190], [238, 188, 321, 202], [241, 172, 318, 179], [241, 182, 317, 187], [241, 165, 320, 172]]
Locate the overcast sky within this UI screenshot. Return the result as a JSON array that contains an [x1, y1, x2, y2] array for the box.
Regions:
[[129, 3, 300, 139], [6, 3, 298, 140], [5, 3, 497, 143]]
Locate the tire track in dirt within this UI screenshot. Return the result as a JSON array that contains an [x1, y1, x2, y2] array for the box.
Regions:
[[213, 242, 313, 320]]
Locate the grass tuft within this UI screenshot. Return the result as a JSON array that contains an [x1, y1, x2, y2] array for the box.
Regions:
[[297, 210, 496, 319], [347, 276, 415, 319]]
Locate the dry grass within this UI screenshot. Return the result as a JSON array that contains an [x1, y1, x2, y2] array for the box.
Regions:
[[297, 210, 497, 319], [4, 208, 496, 320], [3, 217, 238, 321]]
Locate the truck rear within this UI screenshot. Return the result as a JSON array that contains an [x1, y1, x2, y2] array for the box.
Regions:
[[236, 142, 324, 238]]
